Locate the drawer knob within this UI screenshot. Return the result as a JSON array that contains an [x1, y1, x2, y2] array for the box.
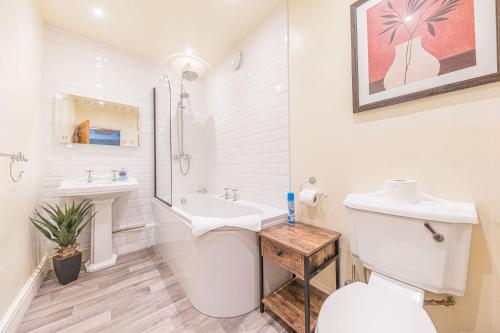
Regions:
[[276, 249, 283, 256]]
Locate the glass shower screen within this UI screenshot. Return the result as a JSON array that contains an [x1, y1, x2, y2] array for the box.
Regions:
[[153, 82, 173, 206]]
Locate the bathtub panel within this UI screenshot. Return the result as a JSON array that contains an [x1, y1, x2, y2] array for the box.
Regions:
[[153, 197, 290, 318]]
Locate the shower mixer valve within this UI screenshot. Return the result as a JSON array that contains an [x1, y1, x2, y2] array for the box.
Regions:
[[172, 153, 191, 160]]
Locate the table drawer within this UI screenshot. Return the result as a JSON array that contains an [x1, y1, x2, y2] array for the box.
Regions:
[[309, 242, 336, 272], [261, 238, 337, 278], [261, 238, 304, 276]]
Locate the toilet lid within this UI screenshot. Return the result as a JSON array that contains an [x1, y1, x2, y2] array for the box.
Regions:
[[316, 274, 436, 333]]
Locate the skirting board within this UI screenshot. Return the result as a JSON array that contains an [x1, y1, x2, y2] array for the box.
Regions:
[[311, 279, 336, 295], [0, 248, 90, 333], [0, 255, 49, 333]]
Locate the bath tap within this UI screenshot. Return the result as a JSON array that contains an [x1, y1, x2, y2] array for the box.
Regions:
[[111, 169, 118, 182], [220, 187, 230, 199], [86, 170, 94, 183], [231, 189, 239, 201]]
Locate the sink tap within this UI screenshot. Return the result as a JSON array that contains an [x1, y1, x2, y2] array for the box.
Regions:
[[220, 187, 230, 200], [86, 170, 94, 183], [231, 189, 239, 201], [111, 169, 118, 182]]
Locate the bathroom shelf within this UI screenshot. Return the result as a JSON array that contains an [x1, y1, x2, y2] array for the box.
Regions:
[[262, 278, 328, 333], [258, 223, 341, 333]]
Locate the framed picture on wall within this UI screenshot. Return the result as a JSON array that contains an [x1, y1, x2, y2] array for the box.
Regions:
[[351, 0, 500, 113]]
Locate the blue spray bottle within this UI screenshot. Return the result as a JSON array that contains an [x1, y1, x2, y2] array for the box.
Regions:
[[287, 192, 295, 225]]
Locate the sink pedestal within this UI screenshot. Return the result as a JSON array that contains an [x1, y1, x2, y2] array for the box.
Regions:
[[57, 175, 138, 273], [85, 198, 118, 272]]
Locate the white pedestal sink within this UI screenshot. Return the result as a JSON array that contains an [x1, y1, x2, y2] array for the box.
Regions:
[[57, 175, 138, 272]]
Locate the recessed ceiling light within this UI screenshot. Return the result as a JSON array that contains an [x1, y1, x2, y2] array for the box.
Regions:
[[93, 7, 104, 17], [186, 48, 193, 55], [96, 55, 109, 62]]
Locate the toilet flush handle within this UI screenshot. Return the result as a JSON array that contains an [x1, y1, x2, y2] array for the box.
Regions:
[[424, 223, 445, 243]]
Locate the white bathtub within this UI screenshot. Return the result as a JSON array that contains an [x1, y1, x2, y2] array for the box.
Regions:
[[152, 193, 290, 318]]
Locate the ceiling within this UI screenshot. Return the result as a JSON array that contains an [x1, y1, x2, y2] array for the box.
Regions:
[[36, 0, 283, 66]]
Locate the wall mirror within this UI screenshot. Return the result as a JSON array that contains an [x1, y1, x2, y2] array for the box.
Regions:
[[54, 94, 140, 147]]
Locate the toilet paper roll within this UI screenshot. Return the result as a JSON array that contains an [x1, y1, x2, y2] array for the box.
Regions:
[[299, 189, 320, 207], [385, 179, 421, 204]]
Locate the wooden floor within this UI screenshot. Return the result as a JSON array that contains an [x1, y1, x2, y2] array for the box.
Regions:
[[18, 247, 289, 333]]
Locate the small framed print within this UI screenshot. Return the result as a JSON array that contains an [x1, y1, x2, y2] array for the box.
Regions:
[[351, 0, 500, 113]]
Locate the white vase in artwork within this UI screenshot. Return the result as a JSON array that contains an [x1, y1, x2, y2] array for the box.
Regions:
[[384, 36, 441, 91]]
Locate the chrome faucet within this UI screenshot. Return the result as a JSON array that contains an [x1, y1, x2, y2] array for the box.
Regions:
[[111, 169, 118, 182], [231, 189, 239, 201], [86, 170, 94, 183], [220, 187, 230, 200]]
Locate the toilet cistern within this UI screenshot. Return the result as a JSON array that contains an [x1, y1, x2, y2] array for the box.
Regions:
[[316, 181, 478, 333]]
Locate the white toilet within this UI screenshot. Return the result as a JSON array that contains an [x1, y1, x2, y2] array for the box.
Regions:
[[316, 188, 478, 333]]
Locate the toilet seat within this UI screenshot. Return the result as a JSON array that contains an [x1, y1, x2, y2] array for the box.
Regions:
[[316, 272, 436, 333]]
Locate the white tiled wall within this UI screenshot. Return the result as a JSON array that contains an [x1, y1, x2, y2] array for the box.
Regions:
[[41, 1, 289, 257], [204, 3, 289, 208], [166, 3, 289, 208], [42, 26, 161, 255]]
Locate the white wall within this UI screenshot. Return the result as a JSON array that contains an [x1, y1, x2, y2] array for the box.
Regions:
[[169, 3, 289, 209], [289, 0, 500, 331], [42, 26, 161, 255], [0, 0, 44, 323], [204, 2, 289, 208]]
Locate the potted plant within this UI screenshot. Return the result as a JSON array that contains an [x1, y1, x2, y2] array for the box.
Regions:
[[30, 200, 95, 285]]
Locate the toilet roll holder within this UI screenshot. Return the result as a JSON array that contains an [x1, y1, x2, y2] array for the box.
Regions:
[[300, 177, 328, 199]]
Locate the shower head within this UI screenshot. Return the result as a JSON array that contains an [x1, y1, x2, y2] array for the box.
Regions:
[[182, 63, 199, 82]]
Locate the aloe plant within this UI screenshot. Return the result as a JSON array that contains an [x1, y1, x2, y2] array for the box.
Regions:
[[30, 200, 95, 258]]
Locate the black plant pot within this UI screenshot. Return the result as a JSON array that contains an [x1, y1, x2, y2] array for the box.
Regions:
[[53, 251, 82, 285]]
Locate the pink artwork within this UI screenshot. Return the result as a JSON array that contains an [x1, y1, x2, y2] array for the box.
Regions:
[[351, 0, 500, 113], [368, 0, 476, 94]]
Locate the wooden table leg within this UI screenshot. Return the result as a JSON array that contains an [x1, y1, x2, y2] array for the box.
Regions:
[[304, 256, 310, 333], [259, 236, 264, 313]]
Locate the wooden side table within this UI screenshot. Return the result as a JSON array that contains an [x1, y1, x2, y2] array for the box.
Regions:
[[258, 223, 341, 333]]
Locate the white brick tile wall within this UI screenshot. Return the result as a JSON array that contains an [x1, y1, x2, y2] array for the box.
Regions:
[[41, 2, 289, 253], [166, 3, 289, 209], [204, 3, 290, 208], [42, 25, 161, 254]]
